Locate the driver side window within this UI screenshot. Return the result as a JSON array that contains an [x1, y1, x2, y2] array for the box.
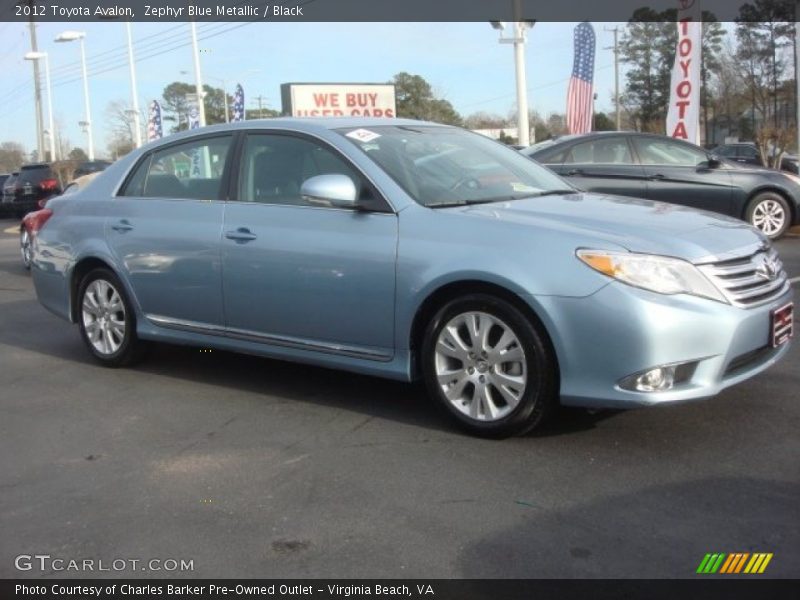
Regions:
[[238, 134, 364, 207], [632, 137, 708, 166]]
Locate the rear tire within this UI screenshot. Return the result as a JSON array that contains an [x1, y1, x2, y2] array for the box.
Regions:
[[746, 192, 791, 239], [77, 268, 146, 367], [421, 294, 558, 438], [20, 228, 32, 270]]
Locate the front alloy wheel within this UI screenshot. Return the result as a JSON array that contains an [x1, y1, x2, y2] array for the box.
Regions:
[[747, 192, 790, 239], [422, 294, 557, 438], [434, 311, 527, 422]]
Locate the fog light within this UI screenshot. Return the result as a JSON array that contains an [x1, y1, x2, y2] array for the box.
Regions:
[[619, 361, 700, 393], [635, 366, 675, 392]]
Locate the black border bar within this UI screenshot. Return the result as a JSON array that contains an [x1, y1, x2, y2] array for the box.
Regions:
[[4, 579, 800, 600], [0, 0, 787, 23]]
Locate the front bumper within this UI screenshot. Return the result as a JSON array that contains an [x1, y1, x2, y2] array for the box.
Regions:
[[530, 282, 793, 409]]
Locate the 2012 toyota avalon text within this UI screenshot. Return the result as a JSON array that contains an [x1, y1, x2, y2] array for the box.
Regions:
[[30, 118, 794, 437]]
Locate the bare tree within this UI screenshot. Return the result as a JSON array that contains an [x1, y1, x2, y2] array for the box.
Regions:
[[105, 100, 137, 158], [0, 141, 26, 172]]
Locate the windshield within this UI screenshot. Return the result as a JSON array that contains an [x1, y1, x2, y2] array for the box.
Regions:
[[337, 125, 572, 207]]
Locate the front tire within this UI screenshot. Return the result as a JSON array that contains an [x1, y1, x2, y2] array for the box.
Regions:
[[746, 192, 791, 239], [77, 268, 146, 367], [421, 294, 558, 438]]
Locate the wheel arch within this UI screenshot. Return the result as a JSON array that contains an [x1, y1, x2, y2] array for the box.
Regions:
[[408, 279, 561, 387]]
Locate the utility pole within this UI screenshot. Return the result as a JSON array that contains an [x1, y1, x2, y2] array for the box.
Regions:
[[604, 26, 621, 131], [23, 1, 45, 160], [253, 95, 267, 118]]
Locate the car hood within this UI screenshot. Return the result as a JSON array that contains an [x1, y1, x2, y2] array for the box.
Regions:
[[450, 192, 764, 263]]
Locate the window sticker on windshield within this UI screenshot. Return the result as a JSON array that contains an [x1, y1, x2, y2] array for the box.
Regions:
[[511, 182, 539, 192], [346, 129, 382, 143]]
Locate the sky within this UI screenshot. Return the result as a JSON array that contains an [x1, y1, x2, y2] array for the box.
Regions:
[[0, 20, 729, 159]]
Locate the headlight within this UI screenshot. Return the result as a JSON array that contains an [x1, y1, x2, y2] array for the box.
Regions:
[[781, 171, 800, 184], [576, 249, 727, 303]]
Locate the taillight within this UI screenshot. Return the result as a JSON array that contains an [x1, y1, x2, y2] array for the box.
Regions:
[[39, 178, 59, 192], [28, 208, 53, 234]]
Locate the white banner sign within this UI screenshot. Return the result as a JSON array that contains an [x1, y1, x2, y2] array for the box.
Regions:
[[284, 84, 396, 118], [666, 4, 702, 144]]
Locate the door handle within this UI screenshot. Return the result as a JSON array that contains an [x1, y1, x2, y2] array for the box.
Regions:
[[566, 168, 583, 176], [225, 227, 257, 242], [111, 219, 133, 233], [648, 173, 666, 181]]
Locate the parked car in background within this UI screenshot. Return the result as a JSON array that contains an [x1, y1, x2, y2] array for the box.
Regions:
[[73, 159, 112, 179], [713, 142, 799, 174], [523, 132, 800, 239], [0, 173, 8, 192], [1, 171, 20, 215], [0, 163, 61, 217], [20, 172, 100, 270], [31, 119, 792, 437]]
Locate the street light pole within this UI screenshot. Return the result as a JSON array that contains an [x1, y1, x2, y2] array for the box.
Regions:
[[55, 31, 94, 160], [125, 22, 143, 148], [189, 22, 207, 127], [491, 15, 534, 147], [513, 21, 530, 146], [25, 52, 56, 162]]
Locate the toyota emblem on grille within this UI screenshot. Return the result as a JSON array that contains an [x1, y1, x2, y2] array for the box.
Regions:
[[755, 254, 779, 281]]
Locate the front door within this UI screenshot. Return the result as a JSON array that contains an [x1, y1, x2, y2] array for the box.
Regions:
[[631, 135, 734, 215], [221, 132, 397, 356]]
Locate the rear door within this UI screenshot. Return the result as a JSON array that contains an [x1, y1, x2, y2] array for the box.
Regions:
[[221, 131, 397, 357], [545, 136, 648, 198], [107, 134, 233, 327], [631, 136, 735, 215]]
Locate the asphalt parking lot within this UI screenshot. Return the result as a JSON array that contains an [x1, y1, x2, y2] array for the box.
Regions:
[[0, 219, 798, 579]]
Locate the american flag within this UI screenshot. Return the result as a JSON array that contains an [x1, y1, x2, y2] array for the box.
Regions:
[[566, 22, 596, 135], [147, 100, 163, 141], [232, 84, 245, 122]]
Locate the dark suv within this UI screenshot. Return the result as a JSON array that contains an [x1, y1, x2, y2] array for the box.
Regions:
[[73, 160, 111, 178], [1, 163, 61, 217]]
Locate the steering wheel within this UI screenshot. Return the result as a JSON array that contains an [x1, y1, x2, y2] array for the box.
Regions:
[[448, 177, 481, 192]]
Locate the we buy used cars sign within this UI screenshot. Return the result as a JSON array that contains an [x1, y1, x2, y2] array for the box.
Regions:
[[281, 83, 396, 117]]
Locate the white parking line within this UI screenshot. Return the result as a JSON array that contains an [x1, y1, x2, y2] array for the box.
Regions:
[[3, 226, 19, 235], [790, 276, 800, 285]]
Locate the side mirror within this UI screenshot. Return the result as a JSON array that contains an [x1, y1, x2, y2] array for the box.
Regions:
[[300, 174, 358, 208], [706, 155, 722, 169]]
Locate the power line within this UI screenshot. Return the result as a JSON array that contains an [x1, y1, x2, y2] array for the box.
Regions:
[[0, 22, 252, 106]]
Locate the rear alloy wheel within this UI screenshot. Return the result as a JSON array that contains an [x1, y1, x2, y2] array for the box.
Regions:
[[20, 229, 32, 270], [421, 294, 557, 438], [746, 192, 791, 239], [78, 269, 145, 367]]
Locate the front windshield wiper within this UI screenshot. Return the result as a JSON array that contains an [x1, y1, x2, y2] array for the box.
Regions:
[[427, 190, 580, 208], [529, 189, 580, 197]]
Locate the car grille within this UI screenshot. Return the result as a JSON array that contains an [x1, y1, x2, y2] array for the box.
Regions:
[[697, 247, 789, 307]]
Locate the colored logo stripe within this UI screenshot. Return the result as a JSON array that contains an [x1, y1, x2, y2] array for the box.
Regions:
[[744, 553, 773, 574], [697, 553, 773, 574]]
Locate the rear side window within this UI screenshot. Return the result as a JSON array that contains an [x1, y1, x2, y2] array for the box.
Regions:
[[564, 138, 632, 164], [18, 165, 54, 184], [121, 135, 233, 199]]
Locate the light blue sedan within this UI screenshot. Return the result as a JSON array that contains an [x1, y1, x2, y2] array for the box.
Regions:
[[31, 118, 794, 437]]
